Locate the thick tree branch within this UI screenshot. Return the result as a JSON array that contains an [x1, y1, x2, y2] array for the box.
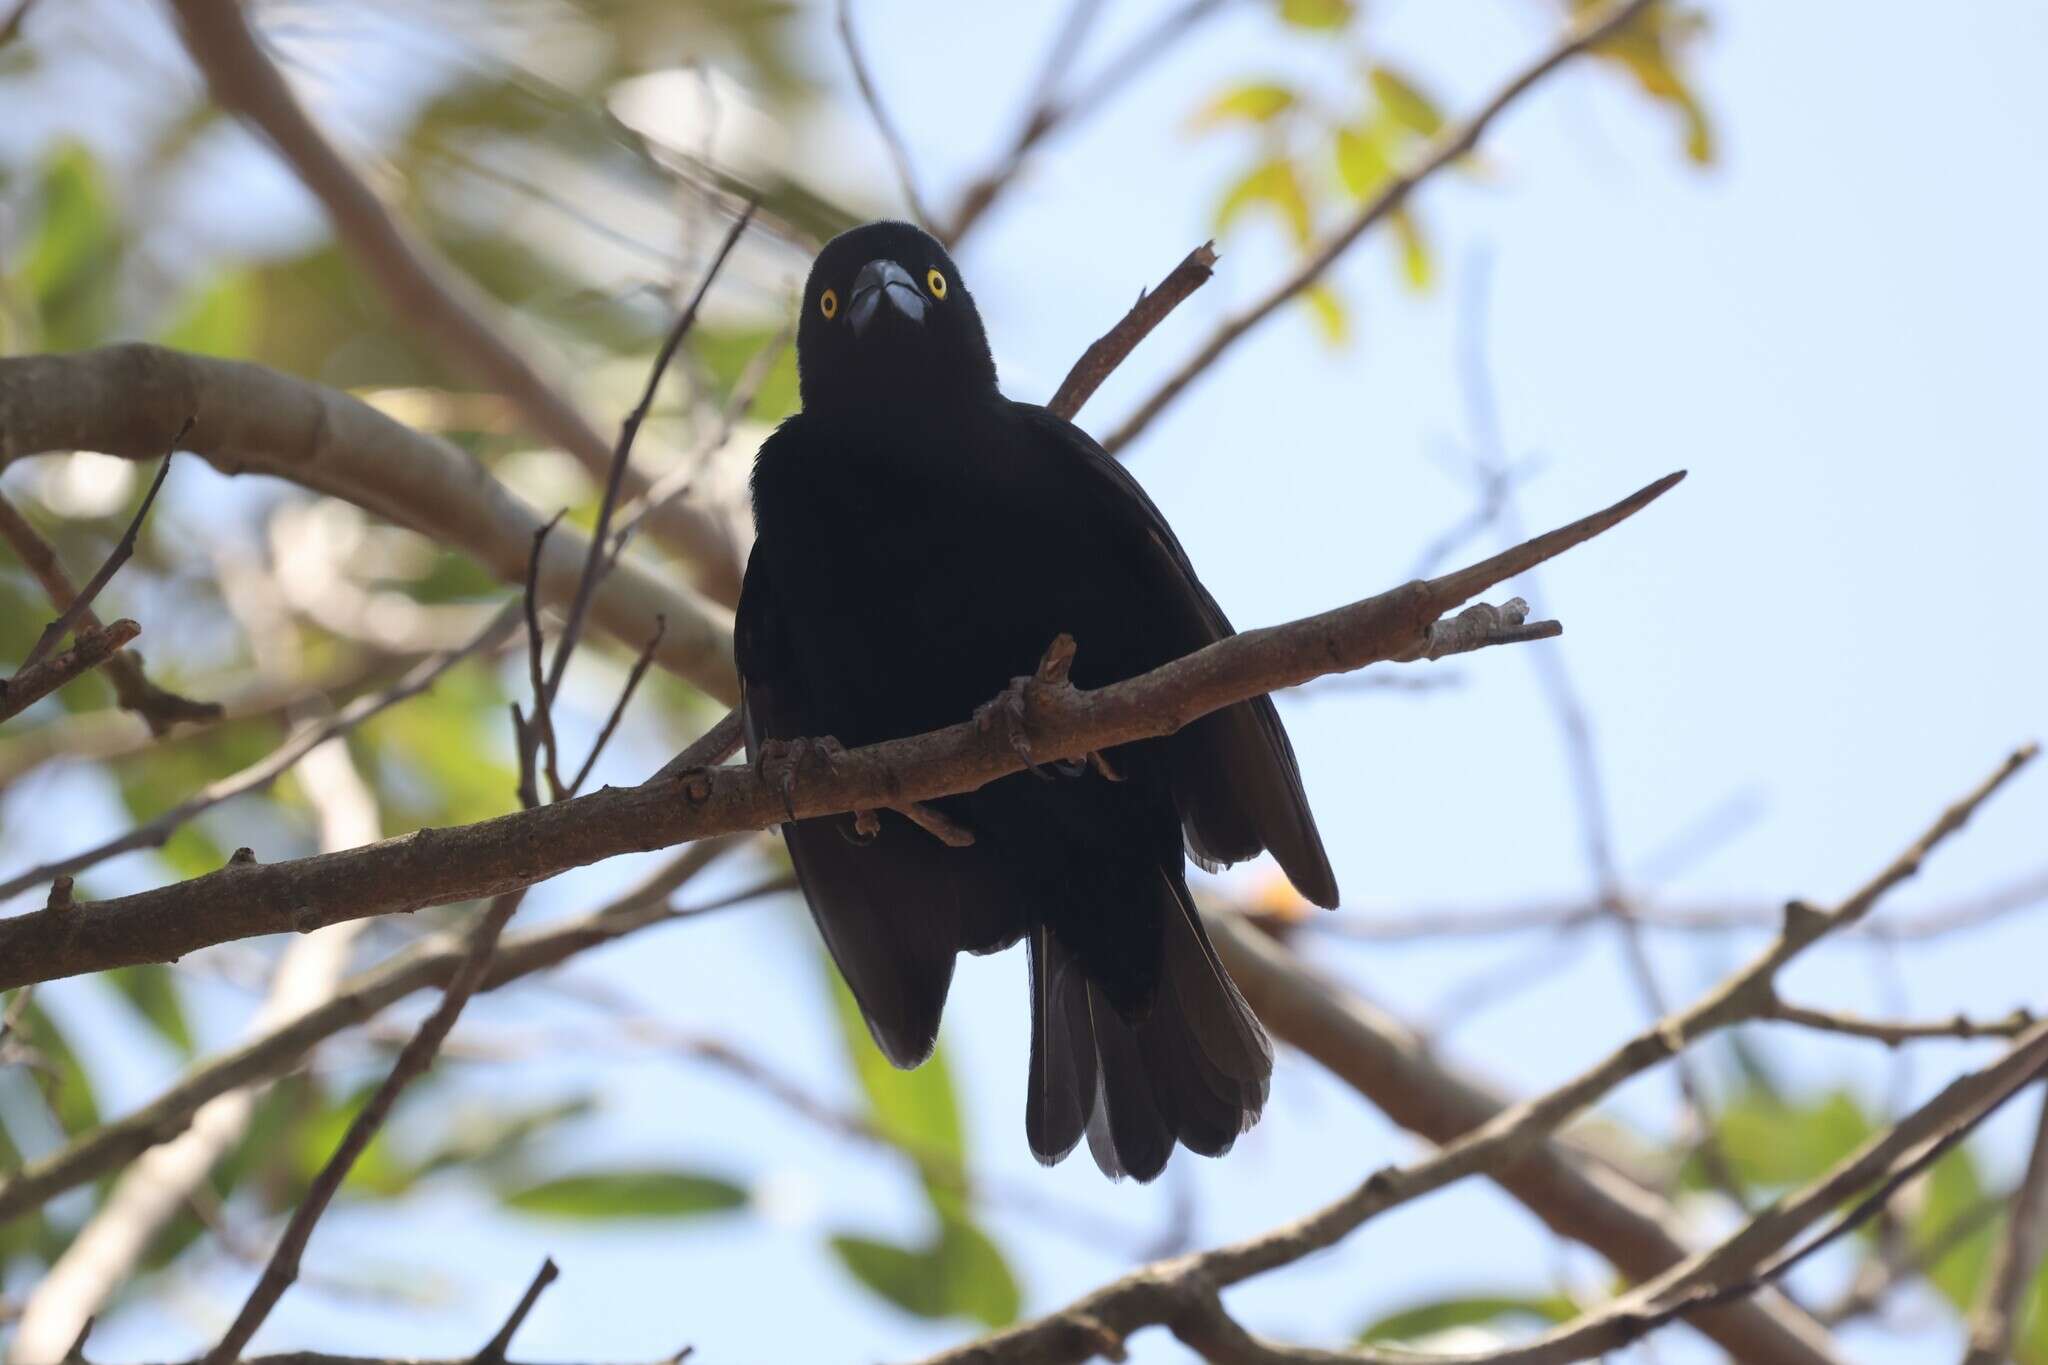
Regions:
[[0, 470, 1680, 991], [0, 619, 140, 724], [162, 0, 744, 603], [0, 346, 737, 701], [1100, 0, 1660, 455]]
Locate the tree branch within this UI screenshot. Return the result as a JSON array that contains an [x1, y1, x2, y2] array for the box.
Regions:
[[1100, 0, 1660, 455], [0, 838, 752, 1222], [1961, 1082, 2048, 1365], [835, 0, 932, 228], [1047, 242, 1217, 422], [0, 469, 1681, 991], [0, 346, 737, 701], [902, 744, 2035, 1365], [0, 619, 141, 724], [0, 605, 517, 903], [163, 0, 745, 603]]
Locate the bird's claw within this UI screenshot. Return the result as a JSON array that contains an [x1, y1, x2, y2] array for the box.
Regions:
[[753, 734, 850, 822], [975, 677, 1051, 779]]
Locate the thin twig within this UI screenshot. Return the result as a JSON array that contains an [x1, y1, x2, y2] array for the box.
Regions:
[[566, 615, 666, 796], [0, 620, 141, 725], [18, 423, 187, 672], [476, 1258, 560, 1363], [542, 205, 756, 728], [1047, 243, 1218, 422], [835, 0, 931, 228], [1766, 1000, 2037, 1047]]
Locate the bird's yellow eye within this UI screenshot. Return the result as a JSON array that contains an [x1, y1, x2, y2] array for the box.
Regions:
[[819, 288, 839, 320], [926, 269, 948, 300]]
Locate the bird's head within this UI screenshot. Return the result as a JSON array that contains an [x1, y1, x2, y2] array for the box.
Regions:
[[795, 220, 997, 416]]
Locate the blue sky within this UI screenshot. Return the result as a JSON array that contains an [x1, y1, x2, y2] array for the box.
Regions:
[[6, 2, 2047, 1362]]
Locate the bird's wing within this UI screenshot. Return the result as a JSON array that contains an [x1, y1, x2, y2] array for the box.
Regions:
[[1009, 402, 1340, 908], [736, 537, 1025, 1068]]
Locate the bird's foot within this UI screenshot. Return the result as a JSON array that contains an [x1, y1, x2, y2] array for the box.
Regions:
[[974, 634, 1082, 781], [753, 734, 850, 822]]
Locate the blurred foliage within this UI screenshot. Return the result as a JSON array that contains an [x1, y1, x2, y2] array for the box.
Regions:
[[1196, 0, 1711, 341], [1357, 1292, 1577, 1345]]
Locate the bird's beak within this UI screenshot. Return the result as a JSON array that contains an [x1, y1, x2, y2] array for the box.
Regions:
[[847, 259, 926, 337]]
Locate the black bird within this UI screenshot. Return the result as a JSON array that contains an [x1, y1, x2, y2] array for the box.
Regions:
[[736, 221, 1338, 1181]]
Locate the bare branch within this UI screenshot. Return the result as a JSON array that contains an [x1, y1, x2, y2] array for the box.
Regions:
[[567, 616, 666, 797], [0, 604, 518, 903], [0, 470, 1682, 991], [943, 0, 1232, 247], [1961, 1083, 2048, 1364], [902, 746, 2037, 1365], [0, 619, 141, 724], [163, 0, 743, 601], [0, 488, 217, 733], [17, 424, 185, 673], [835, 0, 932, 228], [1766, 1000, 2038, 1047], [476, 1259, 561, 1364], [0, 346, 737, 701], [1047, 243, 1217, 422], [1101, 0, 1661, 455]]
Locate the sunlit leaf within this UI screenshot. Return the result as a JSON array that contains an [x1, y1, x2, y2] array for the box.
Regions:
[[1370, 65, 1445, 139], [1334, 123, 1393, 198], [1592, 5, 1716, 165], [1191, 82, 1297, 129], [1391, 207, 1433, 291], [1360, 1293, 1578, 1344], [1215, 156, 1313, 246], [1303, 284, 1349, 346], [1278, 0, 1353, 30], [106, 964, 195, 1056], [504, 1169, 748, 1219]]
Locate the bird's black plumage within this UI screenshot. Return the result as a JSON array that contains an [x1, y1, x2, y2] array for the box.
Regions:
[[736, 221, 1338, 1180]]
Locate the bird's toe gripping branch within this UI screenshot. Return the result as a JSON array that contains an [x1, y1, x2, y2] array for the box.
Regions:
[[753, 734, 852, 822], [974, 633, 1087, 781]]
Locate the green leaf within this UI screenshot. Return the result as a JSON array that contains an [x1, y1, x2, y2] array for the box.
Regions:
[[1360, 1293, 1578, 1344], [1303, 284, 1349, 346], [106, 964, 195, 1056], [16, 141, 123, 350], [1278, 0, 1353, 30], [826, 964, 964, 1169], [830, 1213, 1020, 1327], [157, 270, 257, 358], [504, 1169, 748, 1220], [691, 327, 800, 427], [1370, 65, 1445, 139], [1190, 82, 1297, 129], [2020, 1252, 2048, 1364], [289, 1083, 419, 1200], [1215, 157, 1313, 246], [14, 1000, 101, 1135], [1691, 1087, 1874, 1192], [1391, 207, 1433, 291], [1334, 123, 1393, 198], [1914, 1144, 1997, 1313], [1593, 7, 1716, 165]]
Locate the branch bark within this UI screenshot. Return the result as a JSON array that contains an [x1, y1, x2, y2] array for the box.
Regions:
[[1961, 1082, 2048, 1365], [0, 345, 737, 702], [0, 619, 140, 723], [0, 470, 1681, 991], [163, 0, 745, 604], [1047, 242, 1217, 422]]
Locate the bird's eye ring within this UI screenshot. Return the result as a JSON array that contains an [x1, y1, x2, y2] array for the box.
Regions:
[[819, 288, 839, 320], [926, 269, 948, 300]]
